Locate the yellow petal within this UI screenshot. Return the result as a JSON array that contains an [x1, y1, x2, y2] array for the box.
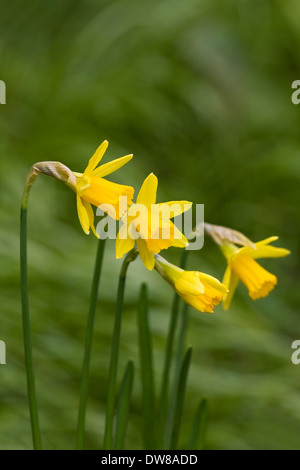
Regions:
[[222, 266, 239, 310], [238, 237, 290, 260], [146, 221, 188, 252], [83, 201, 99, 239], [86, 140, 109, 173], [222, 264, 231, 290], [180, 285, 222, 313], [136, 173, 158, 207], [76, 195, 91, 235], [158, 201, 192, 218], [256, 236, 279, 245], [137, 238, 155, 270], [198, 272, 228, 294], [115, 224, 135, 259], [93, 154, 133, 178], [252, 245, 291, 259], [175, 271, 205, 296], [171, 223, 189, 248], [145, 237, 173, 253], [172, 239, 189, 248]]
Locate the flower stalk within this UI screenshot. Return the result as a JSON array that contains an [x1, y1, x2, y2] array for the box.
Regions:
[[20, 202, 42, 450], [20, 161, 77, 450], [76, 238, 106, 450]]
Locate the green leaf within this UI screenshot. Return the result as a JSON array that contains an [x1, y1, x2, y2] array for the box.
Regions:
[[103, 249, 137, 450], [20, 206, 42, 450], [113, 360, 135, 450], [188, 398, 208, 450], [157, 249, 189, 449], [164, 302, 189, 448], [169, 346, 193, 450], [76, 239, 106, 450], [137, 283, 155, 449]]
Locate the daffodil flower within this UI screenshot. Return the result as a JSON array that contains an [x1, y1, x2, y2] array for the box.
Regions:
[[155, 254, 227, 313], [115, 173, 192, 270], [73, 140, 134, 237], [221, 236, 291, 309]]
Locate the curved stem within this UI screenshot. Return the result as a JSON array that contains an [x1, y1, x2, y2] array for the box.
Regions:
[[76, 239, 106, 450], [20, 205, 42, 450], [103, 249, 138, 450], [19, 162, 79, 450]]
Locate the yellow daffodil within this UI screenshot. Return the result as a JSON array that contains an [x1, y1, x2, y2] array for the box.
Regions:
[[221, 236, 291, 309], [73, 140, 134, 237], [115, 173, 192, 270], [155, 254, 227, 313]]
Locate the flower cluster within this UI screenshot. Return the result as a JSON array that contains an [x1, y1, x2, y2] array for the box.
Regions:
[[29, 141, 290, 313]]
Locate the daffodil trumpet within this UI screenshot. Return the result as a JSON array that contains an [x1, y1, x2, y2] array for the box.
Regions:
[[116, 173, 192, 271], [155, 254, 227, 313], [220, 236, 291, 309]]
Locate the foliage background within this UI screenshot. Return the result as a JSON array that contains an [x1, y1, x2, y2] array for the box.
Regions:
[[0, 0, 299, 449]]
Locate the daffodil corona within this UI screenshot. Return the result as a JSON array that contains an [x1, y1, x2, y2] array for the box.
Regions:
[[155, 254, 227, 313], [221, 236, 290, 309], [115, 173, 192, 270], [73, 141, 134, 237]]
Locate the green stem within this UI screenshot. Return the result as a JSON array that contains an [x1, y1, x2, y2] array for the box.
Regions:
[[103, 249, 138, 450], [19, 162, 78, 450], [157, 249, 189, 448], [20, 205, 42, 450], [76, 239, 106, 450]]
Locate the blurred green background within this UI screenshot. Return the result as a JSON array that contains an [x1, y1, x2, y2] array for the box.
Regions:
[[0, 0, 299, 450]]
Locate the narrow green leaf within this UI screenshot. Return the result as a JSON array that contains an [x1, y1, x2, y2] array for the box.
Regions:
[[76, 239, 106, 450], [103, 249, 138, 450], [114, 360, 135, 450], [157, 249, 189, 448], [174, 303, 189, 392], [137, 283, 155, 449], [20, 206, 42, 450], [169, 346, 193, 450], [188, 398, 208, 450], [164, 302, 189, 448]]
